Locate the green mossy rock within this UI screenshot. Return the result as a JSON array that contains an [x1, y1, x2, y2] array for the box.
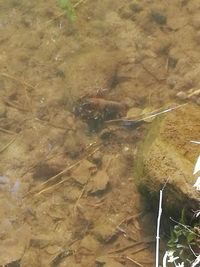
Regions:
[[134, 104, 200, 216]]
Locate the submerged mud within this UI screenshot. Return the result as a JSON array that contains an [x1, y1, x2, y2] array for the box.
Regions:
[[0, 0, 199, 266]]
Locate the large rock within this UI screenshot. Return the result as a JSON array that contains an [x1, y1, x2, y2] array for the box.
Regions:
[[134, 104, 200, 216]]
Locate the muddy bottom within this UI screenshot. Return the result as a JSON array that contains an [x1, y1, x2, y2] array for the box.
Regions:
[[0, 0, 200, 266]]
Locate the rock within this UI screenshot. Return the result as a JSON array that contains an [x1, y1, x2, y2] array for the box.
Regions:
[[0, 224, 30, 266], [129, 1, 143, 13], [134, 104, 200, 216], [87, 170, 109, 194], [91, 151, 103, 166], [30, 235, 52, 249], [126, 107, 142, 119], [71, 160, 96, 185], [21, 249, 41, 267], [79, 235, 100, 252], [103, 154, 128, 183], [64, 132, 84, 159], [176, 91, 188, 100], [45, 245, 62, 255], [92, 220, 116, 243], [150, 10, 167, 25]]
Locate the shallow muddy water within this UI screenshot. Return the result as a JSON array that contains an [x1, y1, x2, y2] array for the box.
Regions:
[[0, 0, 200, 266]]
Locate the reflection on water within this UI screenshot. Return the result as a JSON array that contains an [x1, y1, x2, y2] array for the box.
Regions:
[[0, 0, 199, 266]]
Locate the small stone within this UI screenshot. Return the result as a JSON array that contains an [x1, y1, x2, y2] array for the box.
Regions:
[[45, 245, 62, 255], [151, 10, 167, 25], [87, 170, 109, 194], [176, 91, 188, 100], [126, 107, 142, 119], [129, 1, 143, 13], [167, 75, 181, 89], [92, 220, 116, 242], [79, 235, 100, 252], [71, 160, 96, 185], [30, 235, 51, 249], [64, 133, 83, 159], [21, 249, 41, 267], [92, 151, 103, 166]]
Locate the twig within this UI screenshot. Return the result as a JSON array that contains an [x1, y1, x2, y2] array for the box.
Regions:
[[190, 140, 200, 145], [0, 136, 17, 154], [156, 179, 169, 267], [117, 212, 143, 227], [188, 88, 200, 98], [106, 103, 187, 125], [26, 146, 101, 197], [126, 256, 143, 267], [108, 237, 154, 254], [4, 99, 29, 112], [0, 127, 17, 135], [73, 186, 86, 213], [0, 72, 35, 90]]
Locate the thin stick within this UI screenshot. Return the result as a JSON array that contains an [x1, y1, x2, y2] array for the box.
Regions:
[[34, 176, 71, 196], [188, 88, 200, 98], [32, 160, 82, 196], [106, 103, 187, 124], [190, 140, 200, 145], [0, 127, 17, 135], [155, 179, 168, 267], [4, 99, 29, 112], [28, 146, 101, 197], [108, 237, 154, 254], [117, 212, 143, 227], [73, 184, 86, 213], [126, 256, 143, 267], [0, 136, 17, 154], [0, 72, 35, 90], [156, 190, 163, 267]]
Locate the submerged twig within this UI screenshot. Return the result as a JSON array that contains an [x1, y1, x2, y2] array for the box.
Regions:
[[0, 72, 35, 90], [126, 256, 143, 267], [25, 146, 101, 197], [106, 103, 187, 125], [108, 237, 154, 254], [4, 99, 29, 112], [0, 136, 17, 154], [0, 127, 17, 135]]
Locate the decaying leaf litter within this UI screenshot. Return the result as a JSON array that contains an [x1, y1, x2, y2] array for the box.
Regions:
[[0, 0, 200, 266]]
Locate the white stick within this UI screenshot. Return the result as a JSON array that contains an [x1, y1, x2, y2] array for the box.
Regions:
[[156, 189, 163, 267]]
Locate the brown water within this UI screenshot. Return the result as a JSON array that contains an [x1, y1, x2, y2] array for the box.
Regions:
[[0, 0, 200, 266]]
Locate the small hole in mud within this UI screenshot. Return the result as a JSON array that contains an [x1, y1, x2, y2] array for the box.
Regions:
[[32, 163, 60, 181]]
